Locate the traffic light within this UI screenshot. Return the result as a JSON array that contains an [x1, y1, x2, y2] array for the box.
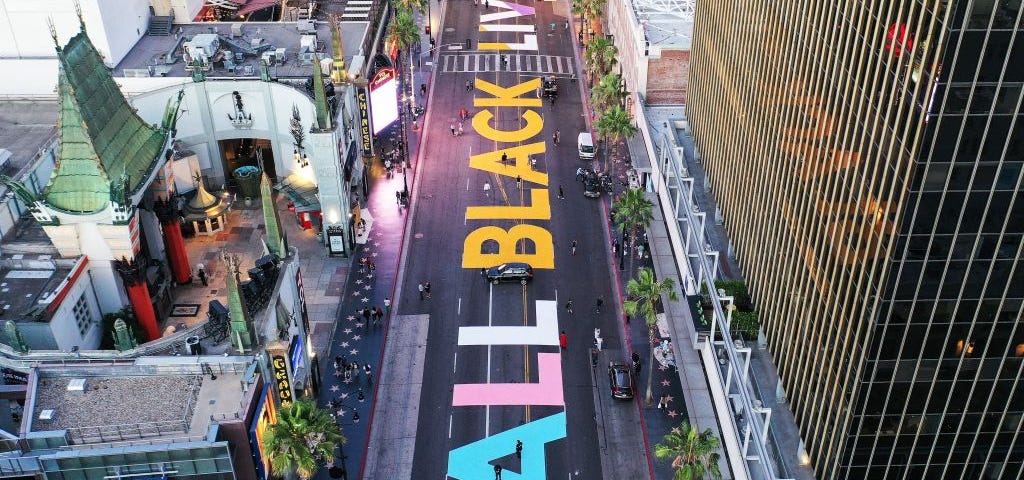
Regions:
[[465, 38, 472, 49], [425, 25, 431, 35]]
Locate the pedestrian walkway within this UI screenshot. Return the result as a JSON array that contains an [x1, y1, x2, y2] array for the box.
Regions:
[[439, 53, 576, 75]]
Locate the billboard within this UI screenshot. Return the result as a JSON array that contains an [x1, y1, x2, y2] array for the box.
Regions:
[[369, 68, 399, 135]]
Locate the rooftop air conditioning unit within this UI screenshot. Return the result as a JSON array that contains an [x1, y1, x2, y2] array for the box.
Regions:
[[38, 409, 54, 420], [67, 378, 87, 392], [297, 20, 315, 34]]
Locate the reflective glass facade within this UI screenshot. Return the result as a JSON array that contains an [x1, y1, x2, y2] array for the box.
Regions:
[[689, 0, 1023, 479], [39, 443, 235, 480]]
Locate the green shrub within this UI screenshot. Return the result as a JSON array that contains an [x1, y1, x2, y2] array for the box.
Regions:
[[730, 310, 759, 340], [714, 280, 754, 312], [100, 309, 147, 350]]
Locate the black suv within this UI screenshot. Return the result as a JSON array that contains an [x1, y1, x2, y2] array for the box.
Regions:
[[608, 362, 634, 400], [484, 263, 534, 285]]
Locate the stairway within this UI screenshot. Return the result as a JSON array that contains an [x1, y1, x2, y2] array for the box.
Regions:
[[148, 15, 173, 36]]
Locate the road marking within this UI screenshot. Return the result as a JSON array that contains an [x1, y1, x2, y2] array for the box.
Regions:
[[458, 300, 559, 345], [449, 414, 454, 438], [458, 297, 462, 315], [439, 53, 575, 75], [453, 351, 458, 373], [485, 283, 493, 436]]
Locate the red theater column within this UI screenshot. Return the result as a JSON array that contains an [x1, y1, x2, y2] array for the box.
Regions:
[[115, 258, 160, 341], [154, 199, 192, 284]]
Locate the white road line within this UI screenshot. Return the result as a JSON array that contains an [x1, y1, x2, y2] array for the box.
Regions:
[[458, 297, 462, 315], [449, 414, 454, 438], [453, 351, 458, 373]]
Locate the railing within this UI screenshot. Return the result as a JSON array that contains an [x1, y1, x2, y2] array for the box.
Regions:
[[634, 102, 790, 480], [65, 420, 189, 445]]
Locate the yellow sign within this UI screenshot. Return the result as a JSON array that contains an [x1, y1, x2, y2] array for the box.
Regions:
[[272, 355, 293, 407]]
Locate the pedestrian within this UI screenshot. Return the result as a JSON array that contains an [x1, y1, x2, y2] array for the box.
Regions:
[[658, 394, 668, 410], [632, 351, 642, 374], [364, 363, 372, 378], [450, 123, 456, 136], [484, 180, 491, 196], [466, 80, 472, 91], [494, 464, 502, 479], [418, 282, 425, 300], [384, 297, 391, 314], [368, 259, 376, 271], [565, 20, 569, 30], [362, 308, 372, 325], [424, 281, 432, 299], [570, 240, 577, 256], [374, 307, 384, 326], [420, 83, 427, 95], [501, 151, 509, 163], [554, 130, 560, 145], [516, 175, 522, 189], [458, 121, 464, 136], [515, 440, 523, 459], [565, 300, 573, 315], [501, 55, 508, 69], [396, 190, 402, 205], [559, 331, 568, 349], [575, 166, 584, 181], [595, 296, 603, 313], [595, 334, 603, 351], [196, 264, 208, 286], [334, 355, 341, 369], [558, 185, 564, 199], [613, 241, 620, 255]]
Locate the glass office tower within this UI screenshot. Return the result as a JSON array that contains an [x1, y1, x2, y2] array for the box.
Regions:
[[688, 1, 1023, 479]]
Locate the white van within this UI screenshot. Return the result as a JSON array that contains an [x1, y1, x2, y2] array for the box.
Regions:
[[577, 132, 595, 160]]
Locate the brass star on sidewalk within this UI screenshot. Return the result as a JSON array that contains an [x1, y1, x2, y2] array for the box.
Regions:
[[661, 379, 671, 386]]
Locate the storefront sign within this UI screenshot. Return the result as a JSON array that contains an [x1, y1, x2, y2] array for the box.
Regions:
[[249, 383, 275, 480], [1, 368, 28, 385], [326, 225, 346, 255], [358, 88, 373, 156], [272, 355, 293, 407], [290, 335, 305, 373]]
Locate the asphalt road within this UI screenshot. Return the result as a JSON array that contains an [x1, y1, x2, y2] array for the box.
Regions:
[[400, 0, 626, 478]]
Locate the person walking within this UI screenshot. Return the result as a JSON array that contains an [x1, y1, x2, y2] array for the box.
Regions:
[[374, 307, 384, 326], [494, 464, 502, 479], [420, 83, 427, 96], [384, 297, 391, 314], [559, 331, 568, 349], [501, 151, 509, 164], [450, 123, 456, 136], [595, 296, 603, 313], [552, 130, 560, 145], [516, 175, 522, 190], [565, 300, 574, 315], [418, 282, 425, 300], [570, 240, 577, 255], [466, 80, 472, 91], [558, 185, 564, 199], [484, 180, 491, 197], [424, 281, 432, 299], [364, 364, 373, 385], [632, 351, 642, 375], [196, 264, 208, 286], [515, 440, 523, 459], [458, 121, 464, 136]]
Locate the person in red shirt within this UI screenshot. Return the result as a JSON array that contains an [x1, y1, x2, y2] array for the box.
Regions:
[[559, 331, 568, 349]]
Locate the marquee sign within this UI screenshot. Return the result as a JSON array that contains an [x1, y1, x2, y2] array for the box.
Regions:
[[272, 355, 293, 407], [358, 88, 373, 156]]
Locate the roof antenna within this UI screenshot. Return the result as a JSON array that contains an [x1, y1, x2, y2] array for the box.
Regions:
[[73, 0, 86, 32]]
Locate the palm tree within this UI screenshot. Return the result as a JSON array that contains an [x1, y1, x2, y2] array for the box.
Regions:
[[594, 105, 637, 171], [394, 0, 427, 13], [388, 8, 420, 60], [624, 267, 678, 404], [582, 0, 607, 39], [584, 36, 617, 83], [612, 187, 653, 240], [591, 72, 625, 113], [571, 0, 587, 42], [655, 421, 723, 480], [264, 400, 346, 480]]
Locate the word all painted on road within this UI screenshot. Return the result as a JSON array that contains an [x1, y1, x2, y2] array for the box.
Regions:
[[449, 1, 567, 476]]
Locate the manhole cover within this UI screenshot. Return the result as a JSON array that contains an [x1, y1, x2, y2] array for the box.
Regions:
[[414, 233, 425, 239]]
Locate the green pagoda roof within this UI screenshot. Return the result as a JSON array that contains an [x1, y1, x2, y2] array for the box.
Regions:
[[44, 29, 168, 214]]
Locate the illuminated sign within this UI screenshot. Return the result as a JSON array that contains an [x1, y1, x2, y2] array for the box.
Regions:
[[369, 68, 399, 135], [249, 383, 276, 480], [272, 355, 293, 407], [326, 225, 346, 255], [290, 336, 305, 373], [357, 88, 373, 156]]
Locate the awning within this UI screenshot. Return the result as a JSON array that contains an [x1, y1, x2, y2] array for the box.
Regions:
[[275, 172, 320, 213], [237, 0, 280, 15]]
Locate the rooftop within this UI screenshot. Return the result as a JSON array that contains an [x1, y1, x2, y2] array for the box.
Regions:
[[630, 0, 693, 49], [29, 370, 246, 443], [0, 100, 57, 179], [115, 21, 369, 80], [0, 219, 72, 324]]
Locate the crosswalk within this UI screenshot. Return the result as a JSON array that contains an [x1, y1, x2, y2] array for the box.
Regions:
[[339, 0, 371, 21], [439, 53, 576, 76]]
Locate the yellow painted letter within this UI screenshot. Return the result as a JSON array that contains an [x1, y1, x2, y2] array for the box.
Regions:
[[474, 78, 543, 108], [470, 143, 548, 185], [466, 189, 551, 220], [473, 109, 544, 143], [463, 225, 554, 269]]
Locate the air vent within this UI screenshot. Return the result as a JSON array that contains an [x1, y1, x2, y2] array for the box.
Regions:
[[67, 378, 87, 392], [38, 409, 54, 420]]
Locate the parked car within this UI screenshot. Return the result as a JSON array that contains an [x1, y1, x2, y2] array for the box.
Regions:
[[484, 263, 534, 285], [581, 169, 602, 198], [608, 362, 634, 400]]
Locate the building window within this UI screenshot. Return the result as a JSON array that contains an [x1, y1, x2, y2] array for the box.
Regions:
[[73, 294, 94, 336]]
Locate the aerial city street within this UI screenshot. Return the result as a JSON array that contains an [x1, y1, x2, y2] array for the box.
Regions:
[[0, 0, 1021, 480]]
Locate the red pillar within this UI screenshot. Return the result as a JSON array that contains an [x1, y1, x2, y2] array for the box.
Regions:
[[115, 258, 160, 341], [155, 199, 192, 284]]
